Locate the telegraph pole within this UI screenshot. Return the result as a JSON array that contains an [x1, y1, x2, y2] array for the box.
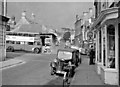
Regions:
[[2, 0, 7, 16]]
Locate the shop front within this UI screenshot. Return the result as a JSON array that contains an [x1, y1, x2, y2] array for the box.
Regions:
[[92, 7, 119, 85], [0, 15, 9, 61]]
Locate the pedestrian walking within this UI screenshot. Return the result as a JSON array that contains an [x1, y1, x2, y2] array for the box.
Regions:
[[89, 46, 95, 65]]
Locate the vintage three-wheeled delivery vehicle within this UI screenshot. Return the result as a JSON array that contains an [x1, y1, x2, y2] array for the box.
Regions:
[[50, 48, 81, 86]]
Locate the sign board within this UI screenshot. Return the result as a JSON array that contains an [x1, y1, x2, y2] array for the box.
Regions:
[[6, 35, 35, 42]]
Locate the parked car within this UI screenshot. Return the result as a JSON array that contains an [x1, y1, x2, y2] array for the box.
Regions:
[[71, 45, 82, 64], [50, 48, 80, 85]]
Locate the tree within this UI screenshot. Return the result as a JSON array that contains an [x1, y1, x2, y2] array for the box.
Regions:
[[63, 31, 71, 42]]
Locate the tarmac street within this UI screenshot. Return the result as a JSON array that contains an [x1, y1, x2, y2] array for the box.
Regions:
[[2, 53, 58, 85], [1, 45, 106, 86], [2, 45, 64, 85]]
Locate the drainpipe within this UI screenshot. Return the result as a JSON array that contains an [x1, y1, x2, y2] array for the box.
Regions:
[[118, 1, 120, 86]]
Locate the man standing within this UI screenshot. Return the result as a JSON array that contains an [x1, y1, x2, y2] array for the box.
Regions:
[[89, 46, 95, 65]]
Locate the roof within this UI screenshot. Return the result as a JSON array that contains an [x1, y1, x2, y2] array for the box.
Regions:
[[0, 15, 9, 22], [12, 24, 43, 33], [14, 15, 39, 31], [40, 33, 57, 37], [58, 48, 78, 52]]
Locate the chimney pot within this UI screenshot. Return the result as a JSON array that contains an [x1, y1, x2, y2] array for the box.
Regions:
[[22, 11, 26, 18]]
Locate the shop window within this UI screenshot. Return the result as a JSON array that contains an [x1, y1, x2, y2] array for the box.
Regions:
[[103, 37, 106, 66], [107, 24, 115, 68], [103, 27, 106, 66]]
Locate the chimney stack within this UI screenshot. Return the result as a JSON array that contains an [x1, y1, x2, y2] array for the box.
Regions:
[[31, 13, 35, 20], [76, 15, 79, 21], [21, 11, 26, 18], [83, 12, 88, 17], [89, 8, 93, 18]]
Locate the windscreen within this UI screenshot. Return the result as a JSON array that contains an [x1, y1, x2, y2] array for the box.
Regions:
[[58, 51, 72, 60]]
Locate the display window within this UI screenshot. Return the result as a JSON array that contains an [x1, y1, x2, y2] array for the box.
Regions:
[[107, 24, 115, 68], [102, 26, 106, 66]]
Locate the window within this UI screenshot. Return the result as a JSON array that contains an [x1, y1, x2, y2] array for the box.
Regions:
[[28, 34, 32, 37], [6, 41, 10, 43], [107, 24, 115, 68], [24, 42, 28, 45], [37, 42, 41, 45], [28, 42, 33, 45], [102, 27, 106, 66], [20, 41, 24, 44], [18, 33, 22, 36], [16, 41, 20, 44], [9, 41, 15, 44], [23, 33, 29, 37]]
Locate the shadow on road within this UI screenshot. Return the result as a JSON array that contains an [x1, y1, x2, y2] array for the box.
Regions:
[[42, 74, 73, 87], [43, 77, 63, 86]]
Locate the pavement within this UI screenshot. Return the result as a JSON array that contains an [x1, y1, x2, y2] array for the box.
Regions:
[[0, 58, 25, 70], [70, 55, 105, 86]]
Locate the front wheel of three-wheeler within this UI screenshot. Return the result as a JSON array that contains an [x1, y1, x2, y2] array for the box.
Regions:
[[63, 72, 71, 87], [63, 78, 71, 87]]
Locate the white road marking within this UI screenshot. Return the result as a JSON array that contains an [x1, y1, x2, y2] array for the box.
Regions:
[[0, 61, 26, 71]]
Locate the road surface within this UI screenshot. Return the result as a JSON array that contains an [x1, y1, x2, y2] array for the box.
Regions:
[[2, 45, 65, 85]]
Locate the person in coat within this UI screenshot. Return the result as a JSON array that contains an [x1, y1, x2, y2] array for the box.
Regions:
[[89, 46, 95, 65]]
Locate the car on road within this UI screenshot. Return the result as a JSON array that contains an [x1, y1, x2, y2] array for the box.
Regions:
[[50, 48, 81, 85]]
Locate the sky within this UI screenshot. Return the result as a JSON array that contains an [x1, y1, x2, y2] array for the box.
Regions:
[[7, 1, 94, 30]]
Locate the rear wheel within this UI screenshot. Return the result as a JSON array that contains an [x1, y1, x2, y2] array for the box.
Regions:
[[34, 48, 40, 54], [7, 46, 14, 52]]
